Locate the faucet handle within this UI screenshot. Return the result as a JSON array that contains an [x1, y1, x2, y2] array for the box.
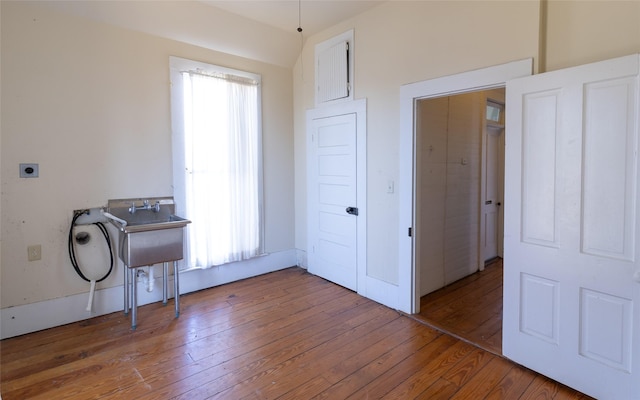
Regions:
[[154, 201, 161, 212]]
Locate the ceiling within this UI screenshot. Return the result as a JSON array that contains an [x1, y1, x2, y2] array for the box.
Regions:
[[35, 0, 383, 67], [201, 1, 383, 37]]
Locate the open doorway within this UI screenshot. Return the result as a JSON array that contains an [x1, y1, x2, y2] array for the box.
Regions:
[[411, 88, 506, 355], [397, 59, 532, 353]]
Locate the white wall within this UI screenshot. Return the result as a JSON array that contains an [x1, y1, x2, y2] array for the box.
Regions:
[[416, 96, 448, 295], [544, 0, 640, 72], [1, 2, 294, 324], [442, 93, 483, 284], [417, 93, 484, 295], [294, 1, 541, 287]]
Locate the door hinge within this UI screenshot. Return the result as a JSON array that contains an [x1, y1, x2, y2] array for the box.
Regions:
[[408, 227, 412, 237]]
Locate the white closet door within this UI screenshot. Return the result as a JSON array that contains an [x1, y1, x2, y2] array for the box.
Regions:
[[308, 113, 358, 291]]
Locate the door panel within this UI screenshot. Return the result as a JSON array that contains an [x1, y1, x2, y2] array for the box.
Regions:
[[308, 114, 357, 291], [504, 55, 640, 399], [521, 90, 560, 247], [582, 77, 637, 260]]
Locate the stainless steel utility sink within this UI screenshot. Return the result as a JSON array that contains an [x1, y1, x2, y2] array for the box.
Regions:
[[106, 197, 190, 267], [105, 196, 191, 329], [122, 214, 190, 232]]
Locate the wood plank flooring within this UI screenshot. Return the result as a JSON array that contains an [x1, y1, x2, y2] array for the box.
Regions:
[[415, 258, 503, 355], [1, 267, 591, 399]]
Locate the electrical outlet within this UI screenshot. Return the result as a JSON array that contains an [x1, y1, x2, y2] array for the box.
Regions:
[[27, 245, 41, 261], [20, 163, 39, 178]]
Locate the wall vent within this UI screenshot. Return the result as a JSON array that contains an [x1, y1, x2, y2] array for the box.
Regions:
[[317, 41, 349, 103], [315, 30, 354, 106]]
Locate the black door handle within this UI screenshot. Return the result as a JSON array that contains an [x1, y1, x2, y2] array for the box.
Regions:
[[346, 207, 359, 216]]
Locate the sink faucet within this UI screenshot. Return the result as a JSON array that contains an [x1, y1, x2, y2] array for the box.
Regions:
[[129, 200, 161, 214]]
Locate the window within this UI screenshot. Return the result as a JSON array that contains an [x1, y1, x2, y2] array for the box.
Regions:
[[486, 101, 505, 126], [170, 57, 263, 269]]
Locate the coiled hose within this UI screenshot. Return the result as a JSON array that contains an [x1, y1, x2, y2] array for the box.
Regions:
[[68, 210, 114, 282]]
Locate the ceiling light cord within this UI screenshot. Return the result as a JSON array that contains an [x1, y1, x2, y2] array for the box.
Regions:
[[297, 0, 304, 79], [297, 0, 303, 33]]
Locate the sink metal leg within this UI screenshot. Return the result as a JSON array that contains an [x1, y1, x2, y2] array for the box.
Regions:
[[131, 267, 137, 330], [124, 263, 129, 315], [163, 262, 168, 305], [124, 262, 180, 329], [174, 261, 180, 318]]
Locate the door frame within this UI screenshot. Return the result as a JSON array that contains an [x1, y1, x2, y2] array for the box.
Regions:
[[398, 59, 533, 314], [307, 99, 367, 295]]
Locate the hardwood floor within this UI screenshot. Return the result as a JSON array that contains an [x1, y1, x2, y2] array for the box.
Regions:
[[415, 258, 503, 355], [1, 267, 591, 399]]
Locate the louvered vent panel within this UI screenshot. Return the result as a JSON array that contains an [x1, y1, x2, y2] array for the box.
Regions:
[[317, 40, 349, 103]]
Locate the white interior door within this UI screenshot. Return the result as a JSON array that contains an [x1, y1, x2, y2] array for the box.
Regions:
[[483, 126, 503, 262], [308, 113, 358, 291], [503, 54, 640, 399]]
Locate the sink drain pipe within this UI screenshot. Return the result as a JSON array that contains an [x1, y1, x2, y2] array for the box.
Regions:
[[68, 209, 114, 312]]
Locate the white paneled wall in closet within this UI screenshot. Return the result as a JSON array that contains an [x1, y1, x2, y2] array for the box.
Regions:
[[416, 89, 505, 296]]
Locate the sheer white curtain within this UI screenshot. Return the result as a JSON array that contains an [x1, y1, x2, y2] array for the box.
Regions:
[[180, 70, 262, 268]]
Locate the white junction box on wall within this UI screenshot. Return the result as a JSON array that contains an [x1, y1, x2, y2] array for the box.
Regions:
[[73, 208, 109, 225]]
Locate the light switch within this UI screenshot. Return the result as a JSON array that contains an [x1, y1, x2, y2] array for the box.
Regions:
[[387, 180, 395, 194]]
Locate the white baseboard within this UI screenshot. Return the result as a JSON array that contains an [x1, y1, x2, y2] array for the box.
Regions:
[[295, 249, 308, 269], [0, 249, 297, 339]]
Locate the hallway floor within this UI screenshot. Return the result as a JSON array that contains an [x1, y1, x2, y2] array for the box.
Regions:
[[414, 259, 503, 355]]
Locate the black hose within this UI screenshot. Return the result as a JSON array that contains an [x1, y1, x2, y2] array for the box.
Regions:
[[68, 210, 114, 283]]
